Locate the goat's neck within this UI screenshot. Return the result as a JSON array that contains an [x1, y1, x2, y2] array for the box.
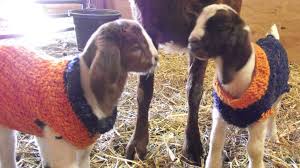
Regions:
[[79, 56, 127, 119], [99, 75, 128, 115], [218, 44, 255, 98]]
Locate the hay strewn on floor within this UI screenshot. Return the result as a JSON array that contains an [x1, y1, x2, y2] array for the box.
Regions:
[[2, 32, 299, 168]]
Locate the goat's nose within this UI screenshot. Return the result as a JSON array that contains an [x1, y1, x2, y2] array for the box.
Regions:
[[152, 55, 159, 67], [188, 37, 201, 51], [188, 36, 199, 43]]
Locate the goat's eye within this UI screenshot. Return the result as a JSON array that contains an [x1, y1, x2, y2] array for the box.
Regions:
[[188, 38, 201, 49], [188, 37, 200, 45], [131, 44, 141, 51], [129, 44, 142, 56]]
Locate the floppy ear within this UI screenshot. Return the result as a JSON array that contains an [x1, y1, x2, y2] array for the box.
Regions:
[[82, 37, 97, 67], [220, 24, 251, 84], [228, 26, 251, 69], [222, 0, 243, 13], [90, 40, 121, 84]]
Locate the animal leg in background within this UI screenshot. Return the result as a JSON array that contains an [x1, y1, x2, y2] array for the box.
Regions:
[[126, 31, 158, 160], [126, 74, 155, 160], [182, 56, 208, 166]]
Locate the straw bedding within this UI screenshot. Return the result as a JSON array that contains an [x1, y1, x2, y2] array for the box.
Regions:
[[1, 32, 299, 168]]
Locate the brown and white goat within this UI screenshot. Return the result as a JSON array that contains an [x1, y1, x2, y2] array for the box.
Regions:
[[0, 19, 158, 168], [127, 0, 242, 165], [189, 4, 289, 168]]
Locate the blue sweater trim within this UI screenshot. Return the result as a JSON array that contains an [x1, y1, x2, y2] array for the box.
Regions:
[[64, 57, 117, 135]]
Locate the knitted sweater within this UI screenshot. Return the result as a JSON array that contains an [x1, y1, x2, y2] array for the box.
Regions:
[[213, 35, 290, 128], [0, 46, 116, 149]]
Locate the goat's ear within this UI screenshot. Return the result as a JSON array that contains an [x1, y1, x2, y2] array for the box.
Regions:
[[220, 25, 251, 84], [90, 41, 121, 84], [228, 26, 251, 67]]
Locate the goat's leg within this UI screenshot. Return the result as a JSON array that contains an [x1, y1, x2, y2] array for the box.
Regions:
[[126, 33, 158, 160], [182, 57, 208, 166], [247, 119, 268, 168], [0, 126, 17, 168], [267, 114, 279, 143], [36, 126, 80, 168], [205, 108, 227, 168], [77, 146, 93, 168], [267, 98, 281, 142], [126, 74, 154, 160]]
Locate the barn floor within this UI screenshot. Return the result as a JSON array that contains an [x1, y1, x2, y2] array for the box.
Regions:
[[0, 30, 299, 168]]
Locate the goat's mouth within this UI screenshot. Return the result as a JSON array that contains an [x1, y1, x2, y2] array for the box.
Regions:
[[142, 62, 158, 75], [189, 50, 209, 61], [149, 62, 158, 73], [188, 44, 209, 61], [136, 61, 158, 75]]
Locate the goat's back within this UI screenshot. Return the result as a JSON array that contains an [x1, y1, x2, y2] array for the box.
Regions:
[[0, 46, 95, 148], [130, 0, 242, 46]]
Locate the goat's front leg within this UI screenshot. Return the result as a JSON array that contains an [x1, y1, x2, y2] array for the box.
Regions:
[[205, 108, 227, 168], [36, 126, 80, 168], [126, 32, 158, 160], [126, 74, 154, 160], [182, 57, 208, 166], [77, 145, 93, 168], [247, 119, 268, 168]]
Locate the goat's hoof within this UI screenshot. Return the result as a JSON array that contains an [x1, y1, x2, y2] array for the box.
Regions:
[[181, 151, 202, 167], [181, 138, 204, 166], [125, 139, 148, 161]]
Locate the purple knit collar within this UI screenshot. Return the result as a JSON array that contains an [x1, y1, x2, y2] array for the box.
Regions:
[[64, 57, 117, 135]]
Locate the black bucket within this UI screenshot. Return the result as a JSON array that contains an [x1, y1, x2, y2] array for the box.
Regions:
[[70, 9, 121, 51]]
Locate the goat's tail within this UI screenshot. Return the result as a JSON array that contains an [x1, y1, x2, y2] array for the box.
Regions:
[[267, 24, 280, 40]]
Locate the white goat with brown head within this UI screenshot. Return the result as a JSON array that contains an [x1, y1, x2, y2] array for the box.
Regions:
[[0, 19, 158, 168]]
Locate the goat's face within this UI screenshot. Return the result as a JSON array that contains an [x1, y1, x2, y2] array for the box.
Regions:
[[83, 19, 158, 82], [80, 19, 159, 122], [72, 18, 159, 133], [188, 4, 251, 84], [93, 19, 158, 74], [117, 20, 158, 74]]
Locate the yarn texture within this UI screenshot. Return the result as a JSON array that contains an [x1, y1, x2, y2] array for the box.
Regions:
[[213, 35, 290, 128], [0, 46, 99, 149]]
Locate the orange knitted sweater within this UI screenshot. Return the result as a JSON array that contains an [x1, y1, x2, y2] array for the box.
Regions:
[[213, 44, 272, 119], [0, 46, 97, 149]]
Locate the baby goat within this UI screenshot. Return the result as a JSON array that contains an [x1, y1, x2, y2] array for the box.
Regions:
[[189, 4, 289, 168], [0, 19, 158, 168]]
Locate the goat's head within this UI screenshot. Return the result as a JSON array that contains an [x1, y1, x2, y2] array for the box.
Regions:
[[80, 19, 158, 121], [188, 4, 252, 84], [83, 19, 158, 83]]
